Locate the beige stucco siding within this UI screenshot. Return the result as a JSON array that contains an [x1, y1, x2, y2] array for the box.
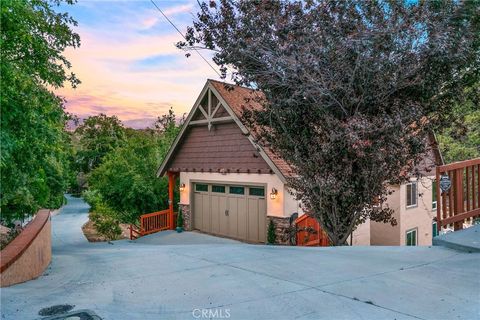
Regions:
[[351, 220, 371, 246], [370, 185, 402, 245], [179, 172, 300, 218], [370, 177, 436, 246], [399, 176, 436, 246]]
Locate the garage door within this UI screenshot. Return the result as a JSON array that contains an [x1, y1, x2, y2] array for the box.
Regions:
[[193, 183, 267, 243]]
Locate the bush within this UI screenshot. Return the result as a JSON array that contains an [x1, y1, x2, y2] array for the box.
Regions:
[[176, 209, 183, 228], [82, 189, 103, 211], [267, 220, 276, 244], [89, 203, 121, 240]]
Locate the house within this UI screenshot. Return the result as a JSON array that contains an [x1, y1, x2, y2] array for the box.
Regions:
[[157, 79, 441, 246]]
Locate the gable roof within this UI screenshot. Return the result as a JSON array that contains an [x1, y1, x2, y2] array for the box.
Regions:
[[209, 80, 293, 178], [157, 80, 292, 181], [158, 79, 442, 181]]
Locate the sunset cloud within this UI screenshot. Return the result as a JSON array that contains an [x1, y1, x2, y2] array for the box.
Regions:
[[56, 0, 221, 128]]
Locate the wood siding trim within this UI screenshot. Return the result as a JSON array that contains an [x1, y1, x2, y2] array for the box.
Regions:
[[157, 82, 210, 177], [157, 81, 287, 183], [168, 123, 272, 174]]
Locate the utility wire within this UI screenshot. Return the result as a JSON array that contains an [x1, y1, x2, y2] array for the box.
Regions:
[[150, 0, 222, 77]]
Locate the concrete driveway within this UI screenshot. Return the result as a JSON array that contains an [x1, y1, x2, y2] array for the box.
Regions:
[[1, 195, 479, 320]]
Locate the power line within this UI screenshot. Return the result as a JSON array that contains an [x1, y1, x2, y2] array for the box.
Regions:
[[149, 0, 222, 77]]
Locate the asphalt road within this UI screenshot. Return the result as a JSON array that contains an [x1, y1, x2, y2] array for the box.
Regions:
[[1, 195, 479, 320]]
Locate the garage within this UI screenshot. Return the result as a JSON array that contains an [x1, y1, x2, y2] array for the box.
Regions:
[[193, 183, 267, 243]]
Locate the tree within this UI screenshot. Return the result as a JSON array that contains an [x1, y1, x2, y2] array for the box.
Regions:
[[86, 112, 182, 223], [437, 85, 480, 163], [75, 114, 126, 173], [178, 1, 479, 245], [1, 0, 80, 224]]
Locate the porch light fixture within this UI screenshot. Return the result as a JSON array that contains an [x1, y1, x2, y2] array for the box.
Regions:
[[270, 188, 278, 200], [180, 183, 186, 191]]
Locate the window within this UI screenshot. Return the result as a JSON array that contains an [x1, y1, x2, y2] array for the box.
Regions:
[[406, 228, 417, 246], [432, 180, 437, 211], [249, 187, 265, 197], [229, 186, 245, 195], [195, 184, 208, 192], [432, 221, 439, 238], [406, 182, 418, 208], [212, 185, 225, 193]]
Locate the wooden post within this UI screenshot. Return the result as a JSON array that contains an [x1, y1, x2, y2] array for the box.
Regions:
[[436, 167, 441, 232], [453, 168, 464, 230], [168, 171, 175, 230]]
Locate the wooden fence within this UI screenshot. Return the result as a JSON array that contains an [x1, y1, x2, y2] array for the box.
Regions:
[[436, 158, 480, 231], [130, 210, 177, 240], [295, 214, 329, 246]]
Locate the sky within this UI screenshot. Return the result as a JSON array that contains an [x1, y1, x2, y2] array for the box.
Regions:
[[55, 0, 222, 128]]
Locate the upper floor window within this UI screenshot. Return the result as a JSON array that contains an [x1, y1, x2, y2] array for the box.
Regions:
[[406, 182, 418, 208], [432, 180, 437, 211]]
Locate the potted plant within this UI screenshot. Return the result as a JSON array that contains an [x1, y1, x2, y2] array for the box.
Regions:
[[176, 209, 184, 233]]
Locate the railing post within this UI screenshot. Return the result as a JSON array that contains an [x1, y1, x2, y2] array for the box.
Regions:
[[436, 167, 441, 232], [453, 168, 464, 230], [168, 171, 175, 230]]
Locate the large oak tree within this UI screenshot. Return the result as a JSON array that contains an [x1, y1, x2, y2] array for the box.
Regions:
[[178, 0, 479, 245]]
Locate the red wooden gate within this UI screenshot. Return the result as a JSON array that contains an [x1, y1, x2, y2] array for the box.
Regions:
[[436, 158, 480, 231], [295, 214, 329, 246]]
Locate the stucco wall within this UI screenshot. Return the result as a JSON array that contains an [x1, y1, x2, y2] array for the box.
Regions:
[[179, 171, 300, 218], [399, 176, 436, 246], [370, 177, 436, 246], [370, 185, 402, 245], [0, 210, 51, 287], [352, 220, 371, 246]]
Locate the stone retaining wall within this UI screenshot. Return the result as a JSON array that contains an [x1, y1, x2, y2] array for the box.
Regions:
[[0, 210, 51, 287]]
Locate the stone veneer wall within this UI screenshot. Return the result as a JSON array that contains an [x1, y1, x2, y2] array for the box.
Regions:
[[0, 210, 52, 287], [268, 216, 292, 245], [179, 204, 192, 231]]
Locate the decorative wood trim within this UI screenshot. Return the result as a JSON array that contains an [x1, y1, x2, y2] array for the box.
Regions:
[[209, 84, 287, 183], [211, 101, 222, 118], [189, 116, 233, 126], [157, 80, 287, 183], [198, 105, 208, 119], [156, 82, 210, 177]]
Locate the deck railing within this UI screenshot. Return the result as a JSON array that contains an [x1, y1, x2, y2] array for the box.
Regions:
[[436, 158, 480, 231], [295, 214, 329, 247], [129, 210, 177, 240]]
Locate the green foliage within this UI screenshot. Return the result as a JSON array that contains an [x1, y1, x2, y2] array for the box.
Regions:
[[176, 209, 184, 229], [82, 189, 103, 212], [267, 220, 276, 244], [437, 95, 480, 163], [74, 114, 126, 173], [0, 0, 79, 224], [89, 203, 121, 240], [85, 109, 182, 223]]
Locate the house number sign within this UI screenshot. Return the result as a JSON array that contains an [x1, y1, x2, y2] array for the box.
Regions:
[[439, 174, 451, 193]]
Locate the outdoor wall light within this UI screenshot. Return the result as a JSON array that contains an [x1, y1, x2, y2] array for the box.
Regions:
[[270, 188, 278, 200], [179, 183, 186, 191]]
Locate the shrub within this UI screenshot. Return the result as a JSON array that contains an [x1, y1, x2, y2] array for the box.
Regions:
[[267, 219, 276, 244], [89, 202, 121, 240], [176, 209, 183, 228], [82, 189, 103, 211]]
